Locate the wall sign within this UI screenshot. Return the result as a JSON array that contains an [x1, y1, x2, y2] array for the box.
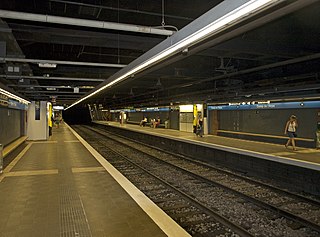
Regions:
[[35, 101, 40, 120]]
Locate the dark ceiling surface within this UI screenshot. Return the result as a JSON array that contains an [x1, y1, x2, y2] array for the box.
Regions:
[[0, 0, 319, 109]]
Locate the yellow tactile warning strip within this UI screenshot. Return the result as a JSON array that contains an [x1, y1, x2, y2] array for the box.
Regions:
[[0, 142, 60, 182], [72, 167, 106, 173], [271, 149, 320, 156], [31, 140, 58, 144], [296, 149, 320, 154], [66, 123, 191, 237], [5, 169, 58, 177], [271, 152, 296, 156], [4, 142, 33, 173], [0, 142, 106, 183]]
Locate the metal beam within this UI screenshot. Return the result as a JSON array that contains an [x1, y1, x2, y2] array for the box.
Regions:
[[19, 90, 86, 94], [7, 84, 94, 89], [31, 95, 82, 98], [136, 53, 320, 99], [0, 10, 174, 36], [1, 75, 105, 82], [50, 0, 193, 21], [0, 57, 126, 68]]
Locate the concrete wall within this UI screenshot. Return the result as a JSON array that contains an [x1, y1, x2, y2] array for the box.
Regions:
[[27, 101, 48, 140], [128, 111, 170, 124], [0, 107, 22, 146], [217, 108, 318, 139]]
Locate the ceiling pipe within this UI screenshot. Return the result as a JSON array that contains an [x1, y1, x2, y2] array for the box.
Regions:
[[0, 10, 174, 36], [1, 75, 105, 82], [0, 57, 127, 68]]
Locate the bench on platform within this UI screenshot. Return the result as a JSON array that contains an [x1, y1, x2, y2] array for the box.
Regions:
[[127, 120, 165, 128]]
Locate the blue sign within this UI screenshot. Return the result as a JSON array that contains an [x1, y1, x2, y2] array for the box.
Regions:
[[208, 101, 320, 111], [8, 99, 28, 110], [128, 107, 170, 112]]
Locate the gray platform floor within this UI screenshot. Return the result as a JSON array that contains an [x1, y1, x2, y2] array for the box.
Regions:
[[0, 125, 188, 237], [97, 121, 320, 170]]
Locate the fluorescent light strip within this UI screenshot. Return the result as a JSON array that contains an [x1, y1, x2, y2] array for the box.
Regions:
[[0, 88, 31, 104], [38, 63, 57, 68], [65, 0, 280, 110]]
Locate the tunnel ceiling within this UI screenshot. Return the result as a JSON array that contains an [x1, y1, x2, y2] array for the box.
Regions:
[[0, 0, 319, 109]]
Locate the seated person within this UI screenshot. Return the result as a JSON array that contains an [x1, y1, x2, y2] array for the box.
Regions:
[[139, 117, 147, 127], [150, 118, 155, 127], [153, 117, 160, 128]]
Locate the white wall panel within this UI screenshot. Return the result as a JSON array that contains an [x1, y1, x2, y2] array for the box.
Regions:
[[27, 101, 48, 140]]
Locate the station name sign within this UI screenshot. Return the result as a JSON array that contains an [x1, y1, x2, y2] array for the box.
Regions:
[[208, 101, 320, 110], [8, 99, 28, 110]]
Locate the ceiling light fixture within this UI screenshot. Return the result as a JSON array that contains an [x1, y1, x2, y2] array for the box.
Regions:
[[65, 0, 281, 110], [0, 88, 31, 104], [38, 63, 57, 68]]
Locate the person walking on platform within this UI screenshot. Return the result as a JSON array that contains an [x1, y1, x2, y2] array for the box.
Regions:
[[284, 115, 298, 151], [55, 113, 62, 128], [196, 115, 203, 137]]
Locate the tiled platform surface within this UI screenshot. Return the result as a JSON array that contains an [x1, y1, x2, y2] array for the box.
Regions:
[[95, 121, 320, 171], [0, 124, 189, 237]]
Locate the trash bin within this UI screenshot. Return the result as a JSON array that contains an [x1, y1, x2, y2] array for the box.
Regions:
[[0, 144, 3, 174], [165, 120, 170, 129]]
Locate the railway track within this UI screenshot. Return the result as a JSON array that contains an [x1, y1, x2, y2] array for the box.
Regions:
[[73, 125, 320, 237]]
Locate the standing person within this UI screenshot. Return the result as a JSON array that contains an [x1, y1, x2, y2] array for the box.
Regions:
[[119, 112, 123, 125], [193, 116, 197, 135], [196, 115, 203, 137], [284, 115, 298, 151]]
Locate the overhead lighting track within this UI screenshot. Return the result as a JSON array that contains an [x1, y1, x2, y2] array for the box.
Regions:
[[0, 88, 31, 104], [65, 0, 284, 110], [38, 63, 57, 68]]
